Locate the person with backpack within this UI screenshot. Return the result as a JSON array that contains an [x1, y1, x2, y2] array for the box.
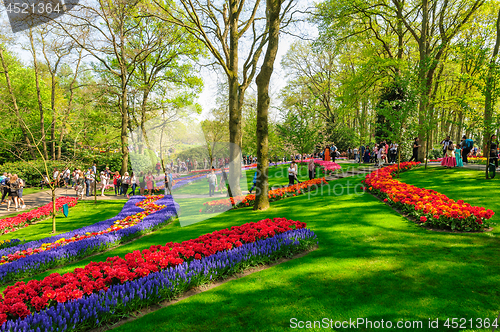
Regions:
[[331, 144, 337, 162], [461, 135, 474, 164], [249, 171, 257, 194], [0, 173, 9, 204], [7, 174, 20, 212]]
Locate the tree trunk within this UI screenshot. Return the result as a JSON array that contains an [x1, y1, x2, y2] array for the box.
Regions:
[[50, 71, 56, 160], [52, 188, 56, 233], [121, 74, 129, 175], [254, 0, 283, 211], [485, 9, 500, 179], [0, 47, 35, 158], [30, 29, 49, 160]]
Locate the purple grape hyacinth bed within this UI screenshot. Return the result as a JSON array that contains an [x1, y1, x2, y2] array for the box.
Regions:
[[0, 228, 316, 332], [0, 196, 179, 285]]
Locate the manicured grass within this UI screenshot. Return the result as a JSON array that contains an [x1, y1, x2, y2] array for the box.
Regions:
[[6, 166, 500, 331], [0, 200, 126, 242], [107, 168, 498, 332], [172, 163, 357, 196], [22, 187, 48, 196]]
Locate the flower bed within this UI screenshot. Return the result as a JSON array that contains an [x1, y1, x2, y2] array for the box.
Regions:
[[0, 240, 22, 251], [0, 197, 78, 235], [202, 178, 328, 213], [364, 162, 495, 231], [0, 218, 316, 330], [299, 159, 341, 173], [0, 196, 178, 285]]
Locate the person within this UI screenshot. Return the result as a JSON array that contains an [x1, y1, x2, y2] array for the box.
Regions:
[[0, 173, 9, 204], [100, 171, 108, 196], [409, 137, 421, 162], [489, 134, 498, 168], [377, 143, 384, 168], [89, 170, 96, 196], [390, 143, 398, 164], [308, 159, 315, 180], [461, 135, 474, 164], [92, 163, 97, 174], [84, 168, 91, 197], [121, 172, 130, 196], [62, 167, 70, 189], [249, 171, 257, 194], [221, 169, 229, 196], [164, 170, 173, 195], [441, 141, 457, 168], [363, 147, 371, 163], [7, 174, 20, 211], [455, 142, 463, 167], [129, 172, 137, 196], [155, 161, 161, 176], [323, 146, 331, 162], [76, 171, 85, 199], [139, 171, 145, 195], [17, 176, 26, 209], [353, 147, 359, 162], [53, 168, 60, 187], [359, 145, 365, 163], [331, 143, 337, 162], [288, 161, 297, 186], [207, 167, 217, 197], [441, 136, 451, 158], [146, 171, 154, 195], [113, 171, 121, 196]]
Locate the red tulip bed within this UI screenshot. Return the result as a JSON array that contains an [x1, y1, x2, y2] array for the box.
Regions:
[[364, 162, 495, 231], [0, 197, 78, 235], [0, 218, 317, 331], [201, 178, 329, 213]]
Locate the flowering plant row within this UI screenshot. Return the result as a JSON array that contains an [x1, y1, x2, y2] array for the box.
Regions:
[[0, 196, 178, 285], [202, 178, 328, 213], [299, 159, 341, 172], [0, 241, 22, 251], [364, 162, 495, 231], [0, 218, 312, 328], [0, 197, 78, 235]]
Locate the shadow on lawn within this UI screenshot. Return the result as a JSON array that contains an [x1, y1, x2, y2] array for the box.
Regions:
[[112, 190, 500, 332]]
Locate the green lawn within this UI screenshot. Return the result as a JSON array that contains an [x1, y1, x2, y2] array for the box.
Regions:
[[4, 166, 500, 331], [172, 163, 361, 196], [110, 168, 499, 332], [0, 200, 126, 242]]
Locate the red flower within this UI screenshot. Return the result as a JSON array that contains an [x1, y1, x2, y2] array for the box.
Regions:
[[420, 216, 427, 222]]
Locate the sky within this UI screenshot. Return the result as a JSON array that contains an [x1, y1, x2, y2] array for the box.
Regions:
[[0, 1, 318, 122]]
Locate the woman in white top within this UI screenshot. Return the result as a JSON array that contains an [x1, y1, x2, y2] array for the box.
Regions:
[[129, 172, 137, 196], [100, 171, 108, 196], [288, 161, 297, 186]]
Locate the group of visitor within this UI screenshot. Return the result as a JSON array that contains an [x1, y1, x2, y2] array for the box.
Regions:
[[0, 173, 26, 211], [439, 135, 475, 168], [206, 167, 229, 197]]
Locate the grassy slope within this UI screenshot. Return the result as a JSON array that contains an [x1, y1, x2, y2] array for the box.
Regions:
[[4, 165, 499, 331], [110, 167, 500, 332], [172, 163, 360, 196]]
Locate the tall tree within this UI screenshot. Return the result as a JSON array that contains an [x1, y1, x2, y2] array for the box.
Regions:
[[254, 0, 290, 210], [154, 0, 269, 196]]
